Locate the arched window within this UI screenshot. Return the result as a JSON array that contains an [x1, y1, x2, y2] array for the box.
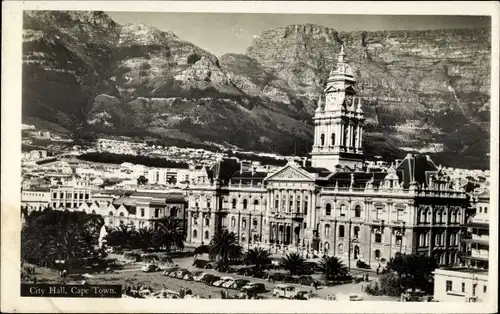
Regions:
[[375, 249, 381, 260], [253, 219, 258, 227], [451, 210, 457, 223], [232, 199, 237, 209], [340, 204, 346, 217], [419, 209, 426, 223], [455, 232, 460, 246], [354, 205, 361, 218], [170, 207, 178, 217], [241, 233, 246, 242], [338, 243, 344, 254], [231, 216, 236, 227], [204, 230, 209, 240], [109, 211, 113, 216], [375, 230, 382, 243], [437, 210, 442, 223], [353, 226, 360, 238], [242, 218, 247, 229], [339, 225, 345, 238], [324, 242, 330, 252], [243, 199, 248, 210], [425, 232, 430, 246], [456, 211, 461, 224], [205, 216, 210, 226], [254, 199, 259, 206], [193, 230, 198, 238], [324, 224, 331, 237], [119, 212, 124, 217], [435, 233, 441, 246], [274, 195, 279, 210], [331, 133, 336, 146], [396, 232, 402, 245], [449, 233, 455, 246], [420, 233, 425, 246], [320, 134, 325, 146], [325, 203, 332, 216]]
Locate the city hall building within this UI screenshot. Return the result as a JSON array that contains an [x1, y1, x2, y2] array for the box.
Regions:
[[186, 47, 470, 267]]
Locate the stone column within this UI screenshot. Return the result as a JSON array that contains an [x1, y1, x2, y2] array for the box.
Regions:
[[340, 122, 344, 146], [188, 210, 192, 243], [210, 213, 216, 236], [310, 190, 316, 234], [300, 190, 304, 214], [336, 122, 341, 146]]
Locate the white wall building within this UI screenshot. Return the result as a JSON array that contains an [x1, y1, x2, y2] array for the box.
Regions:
[[433, 268, 488, 302]]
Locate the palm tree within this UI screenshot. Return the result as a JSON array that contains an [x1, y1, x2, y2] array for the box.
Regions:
[[106, 224, 136, 248], [280, 252, 306, 276], [209, 230, 243, 265], [319, 256, 349, 281], [244, 247, 271, 270], [136, 227, 154, 252], [48, 224, 94, 269], [153, 217, 185, 252]]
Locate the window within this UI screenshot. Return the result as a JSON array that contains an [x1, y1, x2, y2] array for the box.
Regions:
[[320, 134, 325, 146], [109, 211, 113, 216], [53, 193, 57, 199], [354, 205, 361, 217], [193, 230, 198, 238], [195, 201, 199, 208], [446, 281, 452, 292], [193, 215, 198, 225], [331, 133, 336, 146], [325, 203, 332, 216], [253, 219, 258, 227], [375, 231, 382, 243], [289, 196, 293, 211], [243, 199, 248, 210], [231, 217, 235, 227], [462, 282, 465, 293], [324, 224, 331, 237], [338, 243, 344, 254], [254, 199, 259, 207], [155, 208, 159, 218], [483, 285, 487, 293], [339, 225, 345, 238], [205, 230, 209, 240], [472, 284, 477, 296], [354, 226, 360, 238], [296, 196, 300, 212], [119, 212, 124, 217], [340, 204, 346, 217], [84, 194, 89, 200], [484, 207, 488, 213], [450, 233, 455, 246], [205, 217, 210, 226], [375, 249, 381, 259], [376, 206, 383, 219], [274, 198, 279, 210], [303, 223, 307, 229], [435, 233, 441, 246], [242, 218, 247, 229], [141, 208, 145, 217], [304, 199, 308, 215], [396, 232, 402, 245], [232, 199, 237, 209], [74, 193, 77, 198], [207, 200, 211, 209]]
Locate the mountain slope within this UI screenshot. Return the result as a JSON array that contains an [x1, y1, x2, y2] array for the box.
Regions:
[[22, 12, 491, 168]]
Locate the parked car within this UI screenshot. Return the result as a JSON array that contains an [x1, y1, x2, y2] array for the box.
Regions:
[[192, 260, 209, 268], [236, 268, 249, 275], [221, 278, 236, 288], [241, 283, 266, 294], [193, 272, 209, 282], [283, 275, 297, 283], [252, 271, 267, 279], [226, 267, 237, 274], [292, 291, 311, 300], [213, 276, 234, 287], [173, 269, 190, 279], [267, 272, 285, 282], [272, 284, 303, 299], [204, 275, 221, 286], [184, 271, 203, 281], [141, 264, 160, 273], [298, 275, 320, 286], [336, 293, 364, 301], [230, 279, 250, 290], [162, 267, 180, 277]]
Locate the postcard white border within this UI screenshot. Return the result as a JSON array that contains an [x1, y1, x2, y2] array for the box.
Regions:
[[2, 1, 499, 313]]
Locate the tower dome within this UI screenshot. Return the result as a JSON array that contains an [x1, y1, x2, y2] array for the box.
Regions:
[[328, 45, 355, 81]]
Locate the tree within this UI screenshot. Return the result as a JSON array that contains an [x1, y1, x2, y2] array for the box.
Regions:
[[137, 175, 148, 186], [318, 256, 350, 281], [106, 224, 137, 248], [209, 230, 243, 264], [244, 247, 271, 270], [136, 227, 154, 251], [379, 272, 404, 296], [386, 253, 437, 293], [280, 253, 307, 276], [152, 217, 185, 252]]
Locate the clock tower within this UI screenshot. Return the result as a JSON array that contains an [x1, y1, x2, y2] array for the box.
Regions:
[[311, 45, 365, 171]]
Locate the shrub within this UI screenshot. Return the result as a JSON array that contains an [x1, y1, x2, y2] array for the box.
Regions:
[[356, 260, 371, 269], [187, 53, 201, 64], [379, 272, 404, 296], [365, 281, 382, 296]]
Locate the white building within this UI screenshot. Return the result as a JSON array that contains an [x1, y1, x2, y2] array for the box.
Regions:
[[21, 189, 51, 212], [433, 268, 488, 302]]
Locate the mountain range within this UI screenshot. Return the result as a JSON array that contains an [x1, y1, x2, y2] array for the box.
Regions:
[[22, 11, 491, 169]]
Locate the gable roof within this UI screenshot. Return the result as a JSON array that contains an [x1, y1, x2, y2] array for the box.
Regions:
[[266, 162, 316, 181]]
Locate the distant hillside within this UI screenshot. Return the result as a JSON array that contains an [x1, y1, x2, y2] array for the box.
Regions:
[[22, 11, 491, 169]]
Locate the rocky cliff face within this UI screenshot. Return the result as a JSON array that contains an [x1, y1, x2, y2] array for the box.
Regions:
[[22, 12, 491, 168]]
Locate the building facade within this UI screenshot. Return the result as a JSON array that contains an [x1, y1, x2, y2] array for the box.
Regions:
[[186, 47, 471, 267], [433, 268, 488, 302], [461, 187, 489, 269], [21, 189, 51, 212]]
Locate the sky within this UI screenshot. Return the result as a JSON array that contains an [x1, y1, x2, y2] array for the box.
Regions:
[[106, 12, 490, 56]]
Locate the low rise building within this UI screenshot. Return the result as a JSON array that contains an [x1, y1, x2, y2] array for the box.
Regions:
[[21, 188, 51, 212], [433, 267, 488, 302]]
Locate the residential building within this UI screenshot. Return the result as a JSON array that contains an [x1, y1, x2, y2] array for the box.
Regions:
[[21, 188, 51, 212], [433, 267, 488, 302]]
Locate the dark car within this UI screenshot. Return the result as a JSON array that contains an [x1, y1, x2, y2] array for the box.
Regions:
[[241, 283, 266, 294], [205, 275, 221, 286], [237, 267, 251, 275], [231, 279, 250, 290], [298, 275, 320, 286], [192, 260, 209, 268], [268, 272, 285, 282], [283, 276, 297, 284]]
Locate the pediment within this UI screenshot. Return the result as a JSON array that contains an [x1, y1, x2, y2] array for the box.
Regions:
[[266, 165, 315, 181], [324, 85, 338, 93]]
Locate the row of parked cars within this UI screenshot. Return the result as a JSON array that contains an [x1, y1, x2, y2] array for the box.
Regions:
[[192, 260, 321, 287], [163, 268, 267, 294]]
